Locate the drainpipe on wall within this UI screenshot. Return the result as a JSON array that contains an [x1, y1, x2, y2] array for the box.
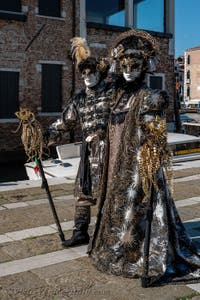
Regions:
[[71, 0, 76, 97], [68, 0, 76, 143]]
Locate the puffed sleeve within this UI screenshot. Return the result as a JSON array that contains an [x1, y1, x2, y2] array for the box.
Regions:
[[141, 88, 169, 122], [47, 97, 79, 144], [51, 95, 79, 129]]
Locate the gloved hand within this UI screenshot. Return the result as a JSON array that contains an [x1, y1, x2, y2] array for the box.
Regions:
[[43, 128, 63, 146]]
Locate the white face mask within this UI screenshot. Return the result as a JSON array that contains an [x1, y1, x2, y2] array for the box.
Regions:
[[84, 72, 100, 87], [123, 71, 141, 82]]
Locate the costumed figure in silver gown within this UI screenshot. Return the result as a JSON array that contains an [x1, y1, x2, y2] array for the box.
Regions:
[[48, 37, 111, 247], [89, 29, 200, 287]]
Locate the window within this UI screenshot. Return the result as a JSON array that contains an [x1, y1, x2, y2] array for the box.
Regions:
[[0, 71, 19, 118], [41, 64, 62, 112], [133, 0, 164, 33], [38, 0, 61, 17], [187, 55, 190, 65], [187, 87, 190, 97], [187, 70, 190, 80], [147, 74, 164, 90], [86, 0, 125, 26], [86, 0, 165, 33], [0, 0, 21, 12]]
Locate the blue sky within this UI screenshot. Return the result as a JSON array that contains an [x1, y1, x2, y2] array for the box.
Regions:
[[175, 0, 200, 57]]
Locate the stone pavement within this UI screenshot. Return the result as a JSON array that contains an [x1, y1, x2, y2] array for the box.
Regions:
[[0, 161, 200, 299]]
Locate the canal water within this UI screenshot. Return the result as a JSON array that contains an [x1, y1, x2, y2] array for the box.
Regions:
[[0, 163, 28, 182]]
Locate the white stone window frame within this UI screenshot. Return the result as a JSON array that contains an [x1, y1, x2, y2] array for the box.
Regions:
[[146, 73, 166, 91], [37, 61, 68, 116], [0, 68, 21, 123]]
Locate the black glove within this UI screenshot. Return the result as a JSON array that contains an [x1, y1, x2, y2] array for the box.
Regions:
[[44, 128, 63, 146]]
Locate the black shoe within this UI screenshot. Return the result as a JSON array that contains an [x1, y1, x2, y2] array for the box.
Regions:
[[62, 231, 90, 248]]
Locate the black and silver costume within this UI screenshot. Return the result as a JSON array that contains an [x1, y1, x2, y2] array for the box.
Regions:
[[49, 39, 111, 246], [90, 29, 200, 287]]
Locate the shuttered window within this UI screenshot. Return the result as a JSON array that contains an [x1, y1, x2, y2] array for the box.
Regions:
[[41, 64, 62, 112], [0, 71, 19, 118], [0, 0, 21, 12], [38, 0, 61, 17]]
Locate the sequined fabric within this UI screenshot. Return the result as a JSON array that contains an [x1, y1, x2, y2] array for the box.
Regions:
[[90, 85, 200, 286], [51, 80, 111, 202]]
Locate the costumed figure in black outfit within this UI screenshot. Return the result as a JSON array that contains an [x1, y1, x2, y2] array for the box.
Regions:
[[89, 29, 200, 287], [48, 37, 111, 247]]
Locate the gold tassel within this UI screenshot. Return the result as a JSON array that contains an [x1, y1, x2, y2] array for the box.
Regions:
[[139, 116, 173, 201], [15, 108, 47, 161]]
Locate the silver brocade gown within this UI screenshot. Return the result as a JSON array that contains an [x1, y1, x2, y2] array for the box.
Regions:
[[90, 85, 200, 286]]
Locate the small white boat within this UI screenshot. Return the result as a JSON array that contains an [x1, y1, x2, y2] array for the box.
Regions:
[[25, 143, 81, 180]]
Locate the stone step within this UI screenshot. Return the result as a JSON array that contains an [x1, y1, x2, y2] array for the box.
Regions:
[[0, 197, 76, 234], [0, 217, 96, 245], [0, 246, 87, 278]]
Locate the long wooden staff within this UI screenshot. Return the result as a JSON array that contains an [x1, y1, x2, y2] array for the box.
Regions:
[[14, 108, 66, 244]]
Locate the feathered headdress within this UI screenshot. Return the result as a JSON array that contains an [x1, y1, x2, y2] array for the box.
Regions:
[[70, 37, 91, 68], [70, 37, 110, 79]]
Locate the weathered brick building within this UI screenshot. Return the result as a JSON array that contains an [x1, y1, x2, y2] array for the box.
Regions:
[[0, 0, 175, 164]]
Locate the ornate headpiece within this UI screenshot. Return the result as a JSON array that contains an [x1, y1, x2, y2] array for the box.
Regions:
[[70, 37, 109, 76], [109, 29, 159, 73]]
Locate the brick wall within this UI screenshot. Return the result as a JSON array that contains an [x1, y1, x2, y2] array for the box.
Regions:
[[0, 0, 74, 161], [0, 0, 175, 163]]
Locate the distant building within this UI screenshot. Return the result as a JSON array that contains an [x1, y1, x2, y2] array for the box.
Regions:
[[0, 0, 175, 162], [184, 46, 200, 108], [175, 56, 184, 107]]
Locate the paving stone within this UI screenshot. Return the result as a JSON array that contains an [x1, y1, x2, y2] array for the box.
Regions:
[[0, 248, 87, 277], [0, 178, 69, 192], [54, 194, 74, 201], [176, 198, 199, 207], [0, 202, 75, 234], [174, 168, 200, 179], [188, 284, 200, 293], [175, 174, 200, 183], [0, 249, 13, 263], [178, 204, 200, 222], [0, 271, 49, 299], [0, 235, 13, 243], [1, 235, 63, 261], [50, 220, 75, 231], [174, 180, 200, 201], [3, 202, 29, 209], [6, 226, 57, 241], [26, 198, 47, 206]]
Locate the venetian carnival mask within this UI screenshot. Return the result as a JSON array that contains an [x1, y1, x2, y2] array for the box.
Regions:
[[119, 53, 144, 82], [81, 68, 100, 87]]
